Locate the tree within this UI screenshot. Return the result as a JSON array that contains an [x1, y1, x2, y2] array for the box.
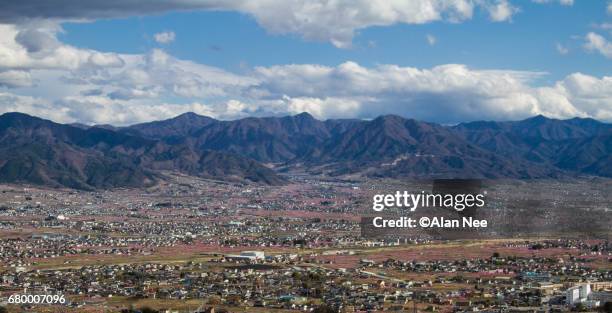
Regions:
[[573, 303, 587, 312]]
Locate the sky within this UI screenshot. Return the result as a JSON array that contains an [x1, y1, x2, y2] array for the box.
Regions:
[[0, 0, 610, 125]]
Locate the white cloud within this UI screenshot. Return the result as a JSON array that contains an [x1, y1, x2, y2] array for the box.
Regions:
[[426, 34, 437, 45], [282, 96, 361, 119], [251, 62, 543, 99], [0, 70, 32, 87], [552, 73, 612, 120], [0, 23, 124, 71], [2, 58, 612, 125], [584, 32, 612, 58], [154, 31, 175, 44], [53, 96, 221, 125], [60, 48, 255, 101], [0, 91, 222, 125], [556, 42, 569, 55], [250, 62, 536, 121], [485, 0, 519, 22], [247, 61, 612, 123], [608, 1, 612, 15], [0, 92, 73, 123], [234, 0, 485, 48]]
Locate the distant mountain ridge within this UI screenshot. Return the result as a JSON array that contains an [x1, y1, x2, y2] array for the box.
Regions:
[[0, 112, 284, 189], [1, 111, 610, 189], [124, 112, 611, 179]]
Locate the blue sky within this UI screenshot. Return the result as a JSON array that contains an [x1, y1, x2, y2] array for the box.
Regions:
[[0, 0, 610, 125]]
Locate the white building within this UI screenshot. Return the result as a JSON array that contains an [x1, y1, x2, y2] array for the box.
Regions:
[[567, 286, 580, 305], [225, 250, 265, 261], [240, 251, 265, 259], [566, 284, 599, 308]]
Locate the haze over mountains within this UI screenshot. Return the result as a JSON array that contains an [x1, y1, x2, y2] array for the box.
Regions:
[[0, 111, 610, 190]]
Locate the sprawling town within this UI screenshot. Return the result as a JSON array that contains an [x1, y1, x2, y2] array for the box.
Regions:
[[0, 175, 610, 313]]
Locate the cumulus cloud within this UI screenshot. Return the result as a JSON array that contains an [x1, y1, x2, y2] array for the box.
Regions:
[[584, 32, 612, 58], [249, 62, 543, 122], [485, 0, 519, 22], [0, 91, 224, 125], [234, 0, 486, 48], [4, 54, 611, 126], [0, 70, 32, 87], [14, 21, 62, 53], [59, 49, 255, 100], [0, 92, 73, 123], [154, 31, 175, 44], [280, 96, 361, 119], [553, 73, 612, 120], [247, 61, 612, 123], [0, 23, 124, 72], [53, 96, 221, 125], [0, 0, 518, 48]]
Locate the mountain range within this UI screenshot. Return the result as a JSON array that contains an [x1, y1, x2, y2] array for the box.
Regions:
[[0, 111, 610, 189]]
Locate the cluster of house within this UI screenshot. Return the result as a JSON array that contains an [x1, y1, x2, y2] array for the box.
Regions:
[[355, 250, 611, 312], [1, 246, 609, 312]]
